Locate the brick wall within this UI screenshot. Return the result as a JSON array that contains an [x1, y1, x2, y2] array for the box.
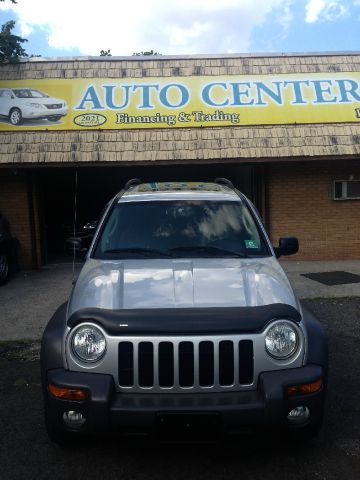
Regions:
[[268, 161, 360, 260], [0, 170, 41, 269]]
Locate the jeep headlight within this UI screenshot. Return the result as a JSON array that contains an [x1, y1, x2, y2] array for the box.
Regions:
[[71, 324, 106, 363], [265, 321, 298, 359]]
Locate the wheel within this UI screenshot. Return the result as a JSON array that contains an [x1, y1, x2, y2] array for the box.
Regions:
[[9, 108, 23, 126], [0, 252, 9, 286], [47, 115, 62, 122]]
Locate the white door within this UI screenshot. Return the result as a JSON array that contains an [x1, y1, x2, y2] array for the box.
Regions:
[[0, 90, 14, 116]]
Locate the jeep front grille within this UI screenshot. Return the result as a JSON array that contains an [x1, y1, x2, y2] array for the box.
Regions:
[[118, 338, 254, 393]]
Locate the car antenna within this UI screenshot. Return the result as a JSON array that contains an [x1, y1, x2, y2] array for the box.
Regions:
[[72, 168, 78, 284]]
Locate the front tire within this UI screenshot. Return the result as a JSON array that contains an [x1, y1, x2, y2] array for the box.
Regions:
[[0, 252, 9, 286], [9, 108, 23, 126], [47, 115, 62, 122]]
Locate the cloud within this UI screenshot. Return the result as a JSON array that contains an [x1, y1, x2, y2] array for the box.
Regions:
[[129, 0, 290, 55], [277, 1, 295, 31], [305, 0, 327, 22], [269, 0, 295, 40], [247, 0, 296, 52], [323, 2, 348, 20], [305, 0, 349, 23], [0, 0, 291, 55]]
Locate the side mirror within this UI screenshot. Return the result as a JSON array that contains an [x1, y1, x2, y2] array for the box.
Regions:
[[274, 236, 299, 258], [64, 236, 88, 258]]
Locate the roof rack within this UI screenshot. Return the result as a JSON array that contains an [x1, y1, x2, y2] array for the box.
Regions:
[[214, 178, 234, 189], [124, 178, 142, 190]]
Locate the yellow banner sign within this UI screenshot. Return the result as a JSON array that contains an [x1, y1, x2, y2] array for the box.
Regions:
[[0, 72, 360, 131]]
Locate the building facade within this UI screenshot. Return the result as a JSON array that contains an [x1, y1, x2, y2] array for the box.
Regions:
[[0, 53, 360, 268]]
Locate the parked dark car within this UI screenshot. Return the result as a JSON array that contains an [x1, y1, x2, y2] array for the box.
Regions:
[[0, 213, 17, 285]]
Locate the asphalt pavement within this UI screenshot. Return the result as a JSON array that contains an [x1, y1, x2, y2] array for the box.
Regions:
[[0, 261, 83, 341]]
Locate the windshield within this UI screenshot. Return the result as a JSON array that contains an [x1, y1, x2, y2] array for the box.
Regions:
[[93, 200, 270, 259], [12, 89, 49, 98]]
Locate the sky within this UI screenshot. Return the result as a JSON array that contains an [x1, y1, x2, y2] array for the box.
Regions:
[[0, 0, 359, 58]]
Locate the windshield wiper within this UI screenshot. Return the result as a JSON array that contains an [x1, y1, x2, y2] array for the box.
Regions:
[[168, 246, 248, 258], [103, 247, 172, 257]]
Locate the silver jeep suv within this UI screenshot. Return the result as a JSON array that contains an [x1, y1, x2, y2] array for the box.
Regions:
[[41, 179, 327, 443]]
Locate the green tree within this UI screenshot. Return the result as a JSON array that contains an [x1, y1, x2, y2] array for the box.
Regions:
[[100, 49, 111, 56], [0, 20, 27, 63], [0, 0, 28, 63]]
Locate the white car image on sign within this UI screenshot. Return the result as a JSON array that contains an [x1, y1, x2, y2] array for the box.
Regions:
[[0, 88, 68, 125]]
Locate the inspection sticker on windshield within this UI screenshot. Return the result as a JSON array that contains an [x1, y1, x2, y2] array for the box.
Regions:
[[245, 240, 259, 249]]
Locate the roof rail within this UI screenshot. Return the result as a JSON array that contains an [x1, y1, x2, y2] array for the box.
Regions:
[[214, 178, 234, 189], [124, 178, 142, 190]]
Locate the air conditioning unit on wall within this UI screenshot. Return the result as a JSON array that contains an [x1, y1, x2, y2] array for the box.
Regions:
[[334, 180, 360, 200]]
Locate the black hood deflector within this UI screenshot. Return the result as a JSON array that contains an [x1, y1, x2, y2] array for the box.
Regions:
[[68, 304, 301, 335]]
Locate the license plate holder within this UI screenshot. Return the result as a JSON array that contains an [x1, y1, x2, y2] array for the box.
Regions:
[[156, 412, 221, 440]]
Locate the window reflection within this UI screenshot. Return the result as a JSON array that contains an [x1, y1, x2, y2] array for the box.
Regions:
[[96, 200, 267, 257]]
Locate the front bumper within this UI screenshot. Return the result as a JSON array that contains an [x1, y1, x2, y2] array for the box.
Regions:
[[44, 364, 325, 437], [24, 108, 68, 119]]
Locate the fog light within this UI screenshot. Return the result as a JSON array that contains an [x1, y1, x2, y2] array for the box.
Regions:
[[287, 406, 310, 424], [62, 410, 86, 428]]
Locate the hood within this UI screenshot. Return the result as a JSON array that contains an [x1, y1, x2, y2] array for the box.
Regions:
[[68, 257, 299, 316], [25, 97, 65, 105]]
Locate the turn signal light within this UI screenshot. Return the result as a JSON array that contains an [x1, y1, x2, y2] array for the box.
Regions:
[[48, 383, 88, 401], [287, 378, 323, 396]]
